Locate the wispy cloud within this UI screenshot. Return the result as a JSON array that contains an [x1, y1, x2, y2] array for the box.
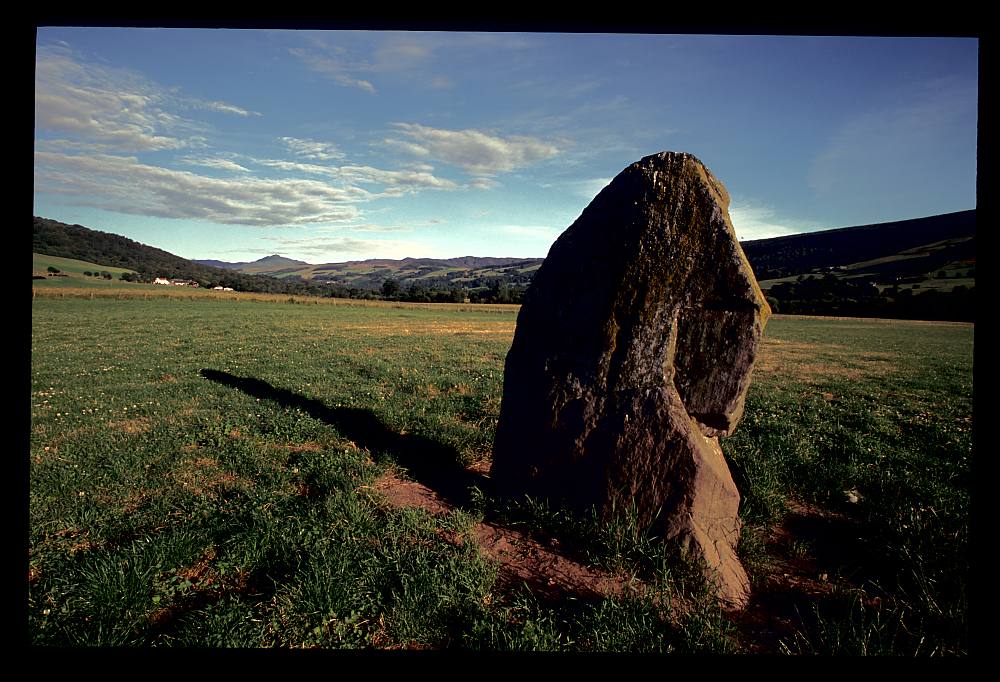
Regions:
[[35, 43, 257, 152], [287, 47, 378, 94], [35, 151, 364, 227], [387, 123, 560, 176], [180, 156, 251, 173], [279, 136, 345, 161], [466, 177, 501, 190], [250, 157, 458, 195], [289, 32, 533, 95], [808, 75, 978, 198], [185, 98, 261, 117]]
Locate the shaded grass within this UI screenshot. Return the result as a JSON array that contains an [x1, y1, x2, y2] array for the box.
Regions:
[[30, 298, 972, 652], [726, 316, 972, 655]]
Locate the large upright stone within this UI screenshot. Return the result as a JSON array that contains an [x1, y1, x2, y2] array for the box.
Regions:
[[490, 151, 770, 608]]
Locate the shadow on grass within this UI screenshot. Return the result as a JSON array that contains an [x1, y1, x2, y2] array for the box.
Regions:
[[199, 369, 488, 509]]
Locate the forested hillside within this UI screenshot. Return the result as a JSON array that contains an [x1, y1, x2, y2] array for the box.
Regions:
[[33, 217, 329, 296]]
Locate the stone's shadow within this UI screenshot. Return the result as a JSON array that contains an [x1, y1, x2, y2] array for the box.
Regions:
[[199, 369, 488, 509], [782, 511, 872, 581]]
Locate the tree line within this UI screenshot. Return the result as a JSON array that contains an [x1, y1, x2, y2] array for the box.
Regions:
[[766, 273, 974, 322]]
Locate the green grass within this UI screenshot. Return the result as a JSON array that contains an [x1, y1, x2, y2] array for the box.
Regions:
[[29, 295, 973, 653], [33, 252, 137, 278], [726, 316, 972, 655]]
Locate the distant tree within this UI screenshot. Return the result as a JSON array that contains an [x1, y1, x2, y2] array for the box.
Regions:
[[83, 270, 93, 277], [47, 266, 60, 274], [381, 279, 401, 299]]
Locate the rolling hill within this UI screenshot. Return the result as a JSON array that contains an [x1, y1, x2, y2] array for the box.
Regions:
[[32, 252, 137, 279], [194, 254, 545, 292], [192, 210, 975, 289], [33, 210, 974, 317], [32, 217, 330, 297], [741, 210, 976, 281]]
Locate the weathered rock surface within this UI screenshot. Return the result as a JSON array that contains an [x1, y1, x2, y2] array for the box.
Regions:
[[490, 151, 770, 608]]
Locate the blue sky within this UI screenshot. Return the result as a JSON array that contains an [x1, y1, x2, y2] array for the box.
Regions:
[[33, 29, 978, 263]]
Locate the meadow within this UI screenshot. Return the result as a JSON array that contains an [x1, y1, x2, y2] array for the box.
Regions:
[[28, 288, 973, 652]]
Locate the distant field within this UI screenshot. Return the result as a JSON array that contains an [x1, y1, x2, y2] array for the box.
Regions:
[[31, 280, 520, 313], [29, 296, 972, 652]]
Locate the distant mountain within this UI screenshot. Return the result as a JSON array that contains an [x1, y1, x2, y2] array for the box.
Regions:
[[193, 253, 544, 290], [191, 259, 244, 270], [193, 254, 309, 270]]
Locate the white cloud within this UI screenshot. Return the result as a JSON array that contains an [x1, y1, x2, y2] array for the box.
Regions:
[[287, 47, 377, 93], [289, 32, 531, 95], [251, 157, 458, 194], [388, 123, 560, 176], [34, 43, 256, 152], [192, 99, 261, 117], [467, 177, 501, 190], [35, 151, 364, 227], [180, 156, 251, 173], [312, 223, 412, 233], [279, 136, 345, 161]]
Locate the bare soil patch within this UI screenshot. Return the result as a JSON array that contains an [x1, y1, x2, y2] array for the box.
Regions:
[[370, 469, 640, 601], [374, 467, 874, 651], [734, 499, 868, 653]]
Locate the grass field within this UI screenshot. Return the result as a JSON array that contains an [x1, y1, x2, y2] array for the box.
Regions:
[[29, 291, 973, 652], [32, 253, 137, 279]]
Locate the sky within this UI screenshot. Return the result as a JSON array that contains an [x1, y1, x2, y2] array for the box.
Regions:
[[33, 28, 979, 263]]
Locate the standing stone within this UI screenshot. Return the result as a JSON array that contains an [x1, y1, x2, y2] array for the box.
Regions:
[[490, 151, 770, 608]]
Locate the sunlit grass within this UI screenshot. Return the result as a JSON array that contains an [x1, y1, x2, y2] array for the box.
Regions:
[[29, 297, 972, 652]]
